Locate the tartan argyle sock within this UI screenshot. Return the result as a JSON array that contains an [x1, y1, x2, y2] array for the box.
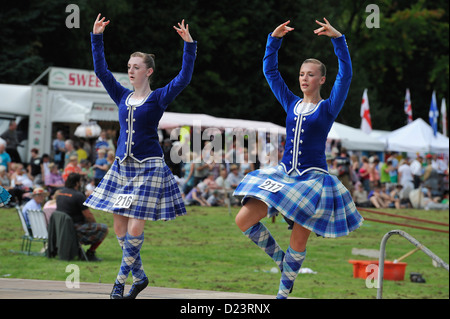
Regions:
[[115, 233, 146, 285], [276, 246, 306, 299], [117, 235, 145, 283], [244, 222, 285, 271]]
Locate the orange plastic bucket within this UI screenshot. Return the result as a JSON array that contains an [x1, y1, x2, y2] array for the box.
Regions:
[[348, 260, 407, 281]]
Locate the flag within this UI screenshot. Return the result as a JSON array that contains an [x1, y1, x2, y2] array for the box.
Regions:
[[360, 89, 372, 134], [404, 88, 413, 124], [429, 90, 438, 136], [441, 98, 447, 136]]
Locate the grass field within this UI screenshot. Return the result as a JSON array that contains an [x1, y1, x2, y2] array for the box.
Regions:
[[0, 205, 448, 299]]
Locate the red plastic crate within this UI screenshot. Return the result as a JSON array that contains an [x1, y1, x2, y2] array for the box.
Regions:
[[348, 260, 407, 281]]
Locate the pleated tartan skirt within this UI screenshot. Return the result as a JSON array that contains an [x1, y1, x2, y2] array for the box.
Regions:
[[84, 157, 186, 221], [233, 165, 364, 238]]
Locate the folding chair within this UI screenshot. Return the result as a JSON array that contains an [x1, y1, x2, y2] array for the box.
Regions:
[[11, 205, 33, 255], [27, 209, 48, 256]]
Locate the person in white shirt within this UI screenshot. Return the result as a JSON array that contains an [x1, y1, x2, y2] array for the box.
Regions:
[[409, 156, 423, 188], [398, 159, 414, 189]]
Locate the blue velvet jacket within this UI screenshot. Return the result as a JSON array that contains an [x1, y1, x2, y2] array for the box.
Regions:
[[91, 33, 197, 163], [263, 33, 352, 175]]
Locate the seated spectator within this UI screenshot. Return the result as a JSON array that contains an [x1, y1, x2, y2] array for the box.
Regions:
[[184, 184, 211, 207], [22, 187, 48, 231], [201, 174, 223, 206], [0, 165, 12, 193], [226, 164, 244, 189], [389, 184, 409, 209], [1, 165, 17, 206], [62, 155, 81, 181], [43, 189, 61, 225], [368, 186, 392, 209], [215, 168, 230, 189], [10, 163, 34, 204], [45, 163, 65, 195], [352, 182, 370, 207], [11, 163, 34, 190], [56, 173, 108, 261]]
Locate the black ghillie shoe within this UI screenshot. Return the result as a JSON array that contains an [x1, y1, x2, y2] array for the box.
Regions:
[[123, 277, 149, 299], [110, 282, 125, 299]]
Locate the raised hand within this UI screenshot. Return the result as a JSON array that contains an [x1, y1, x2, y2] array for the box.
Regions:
[[314, 18, 342, 38], [173, 19, 193, 43], [272, 20, 294, 38], [93, 13, 110, 34]]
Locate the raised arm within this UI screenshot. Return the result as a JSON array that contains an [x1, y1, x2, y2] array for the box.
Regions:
[[158, 20, 197, 108], [263, 21, 298, 113], [91, 14, 129, 105], [173, 19, 194, 43], [315, 18, 352, 119]]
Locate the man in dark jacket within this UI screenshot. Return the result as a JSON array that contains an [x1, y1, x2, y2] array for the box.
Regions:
[[56, 173, 108, 261]]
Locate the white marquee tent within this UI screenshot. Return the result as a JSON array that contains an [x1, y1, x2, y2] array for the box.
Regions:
[[385, 118, 449, 153], [327, 122, 386, 151], [159, 112, 287, 134]]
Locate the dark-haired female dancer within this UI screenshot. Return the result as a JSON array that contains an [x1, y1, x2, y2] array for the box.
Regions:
[[85, 14, 196, 299]]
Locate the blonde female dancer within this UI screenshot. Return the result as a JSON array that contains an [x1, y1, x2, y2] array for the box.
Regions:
[[234, 18, 363, 299]]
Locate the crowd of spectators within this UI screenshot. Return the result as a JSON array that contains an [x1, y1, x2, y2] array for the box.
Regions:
[[1, 125, 448, 212], [327, 149, 449, 211]]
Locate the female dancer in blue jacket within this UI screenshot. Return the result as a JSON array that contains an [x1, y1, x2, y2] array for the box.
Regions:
[[234, 19, 363, 299], [85, 14, 196, 299]]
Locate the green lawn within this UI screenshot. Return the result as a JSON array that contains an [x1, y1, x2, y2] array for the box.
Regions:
[[0, 206, 448, 299]]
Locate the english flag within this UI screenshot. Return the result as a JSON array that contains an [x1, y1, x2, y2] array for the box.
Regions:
[[429, 90, 438, 136], [360, 89, 372, 134], [441, 98, 447, 136], [404, 88, 413, 124]]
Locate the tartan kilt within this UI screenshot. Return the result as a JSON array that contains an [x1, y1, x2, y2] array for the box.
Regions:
[[74, 222, 108, 245], [233, 165, 364, 238], [84, 157, 186, 221]]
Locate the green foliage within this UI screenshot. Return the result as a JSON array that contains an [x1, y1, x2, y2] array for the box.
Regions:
[[0, 0, 448, 130]]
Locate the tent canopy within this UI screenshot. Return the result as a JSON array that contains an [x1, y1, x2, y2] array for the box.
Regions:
[[386, 118, 449, 153], [327, 122, 385, 151], [0, 84, 31, 116], [159, 112, 286, 134]]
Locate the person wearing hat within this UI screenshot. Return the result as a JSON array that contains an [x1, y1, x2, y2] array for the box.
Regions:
[[22, 187, 48, 232]]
